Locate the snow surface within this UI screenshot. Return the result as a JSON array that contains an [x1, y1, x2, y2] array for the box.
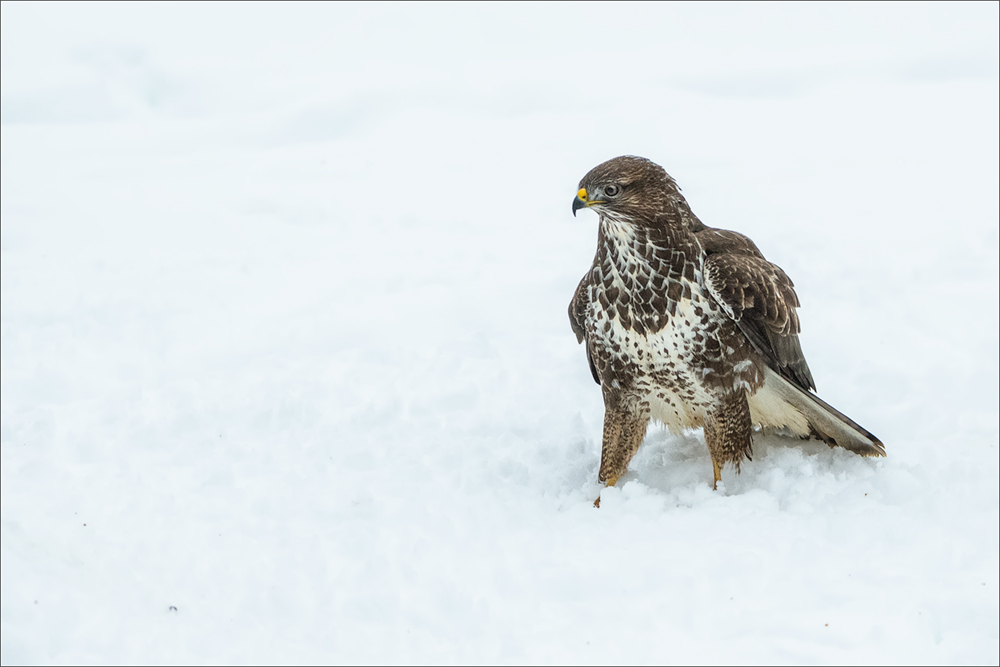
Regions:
[[2, 3, 998, 665]]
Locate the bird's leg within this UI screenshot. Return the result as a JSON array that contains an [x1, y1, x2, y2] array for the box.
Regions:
[[594, 401, 649, 507], [703, 391, 753, 491], [711, 457, 723, 491]]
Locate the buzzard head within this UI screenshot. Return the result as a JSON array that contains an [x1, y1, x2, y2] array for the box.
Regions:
[[572, 155, 682, 223]]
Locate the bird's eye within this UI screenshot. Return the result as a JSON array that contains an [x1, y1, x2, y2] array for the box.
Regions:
[[605, 184, 621, 197]]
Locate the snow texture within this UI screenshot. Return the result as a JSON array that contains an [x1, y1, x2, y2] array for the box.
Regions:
[[2, 4, 998, 665]]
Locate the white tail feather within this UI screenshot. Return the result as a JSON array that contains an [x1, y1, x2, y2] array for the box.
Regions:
[[761, 367, 885, 457]]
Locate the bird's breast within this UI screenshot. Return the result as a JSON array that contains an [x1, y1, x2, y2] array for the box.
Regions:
[[584, 221, 763, 398]]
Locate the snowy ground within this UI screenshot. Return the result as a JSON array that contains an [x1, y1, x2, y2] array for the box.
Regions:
[[2, 3, 998, 665]]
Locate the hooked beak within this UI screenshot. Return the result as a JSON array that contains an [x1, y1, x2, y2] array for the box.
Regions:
[[572, 188, 602, 217]]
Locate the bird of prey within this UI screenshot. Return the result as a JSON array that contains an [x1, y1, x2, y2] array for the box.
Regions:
[[569, 156, 883, 504]]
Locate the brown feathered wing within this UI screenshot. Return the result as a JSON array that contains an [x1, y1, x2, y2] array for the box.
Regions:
[[698, 229, 815, 392], [699, 228, 884, 456], [569, 272, 600, 384]]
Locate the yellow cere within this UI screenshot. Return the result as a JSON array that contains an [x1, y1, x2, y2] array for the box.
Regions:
[[577, 188, 588, 200]]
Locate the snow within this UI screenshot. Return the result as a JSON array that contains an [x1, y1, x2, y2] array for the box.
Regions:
[[2, 3, 998, 664]]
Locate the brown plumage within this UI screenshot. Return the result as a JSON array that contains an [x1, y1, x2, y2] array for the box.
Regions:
[[568, 156, 883, 504]]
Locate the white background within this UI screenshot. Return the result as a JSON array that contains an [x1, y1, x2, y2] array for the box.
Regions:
[[2, 3, 998, 664]]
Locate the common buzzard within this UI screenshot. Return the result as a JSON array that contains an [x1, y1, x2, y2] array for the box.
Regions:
[[569, 156, 883, 505]]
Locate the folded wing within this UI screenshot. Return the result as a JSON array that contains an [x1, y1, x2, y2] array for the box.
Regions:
[[699, 228, 816, 392], [699, 228, 883, 456]]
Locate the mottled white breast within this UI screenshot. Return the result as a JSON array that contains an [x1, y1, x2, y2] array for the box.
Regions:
[[587, 217, 729, 430], [588, 290, 718, 430]]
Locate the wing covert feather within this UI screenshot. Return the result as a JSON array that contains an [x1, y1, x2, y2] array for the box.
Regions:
[[700, 230, 816, 392], [569, 272, 600, 384]]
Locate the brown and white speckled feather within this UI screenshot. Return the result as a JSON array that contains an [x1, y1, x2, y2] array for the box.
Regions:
[[699, 230, 816, 392], [569, 156, 883, 496]]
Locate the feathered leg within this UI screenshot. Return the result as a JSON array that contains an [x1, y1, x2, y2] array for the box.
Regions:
[[595, 401, 649, 507], [703, 391, 753, 490]]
